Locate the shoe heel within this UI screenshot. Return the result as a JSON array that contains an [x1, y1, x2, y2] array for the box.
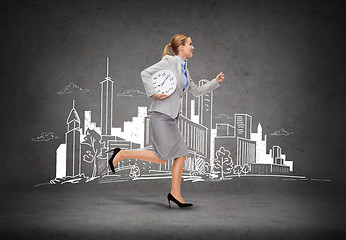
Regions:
[[107, 148, 121, 174], [167, 192, 193, 208], [168, 199, 171, 208]]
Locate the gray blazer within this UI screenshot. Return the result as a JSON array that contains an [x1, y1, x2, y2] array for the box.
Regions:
[[141, 55, 220, 119]]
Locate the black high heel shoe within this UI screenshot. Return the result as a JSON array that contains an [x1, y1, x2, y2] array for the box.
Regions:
[[167, 193, 193, 208], [107, 148, 121, 174]]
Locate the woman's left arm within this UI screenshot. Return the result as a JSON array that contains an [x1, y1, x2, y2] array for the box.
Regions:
[[188, 72, 225, 97]]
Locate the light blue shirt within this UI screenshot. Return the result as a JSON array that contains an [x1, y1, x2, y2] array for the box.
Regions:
[[177, 55, 189, 91]]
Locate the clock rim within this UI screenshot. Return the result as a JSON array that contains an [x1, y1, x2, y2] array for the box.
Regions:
[[152, 69, 177, 95]]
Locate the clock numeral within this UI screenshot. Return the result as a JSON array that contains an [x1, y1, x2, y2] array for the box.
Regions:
[[158, 74, 161, 77], [154, 77, 157, 80]]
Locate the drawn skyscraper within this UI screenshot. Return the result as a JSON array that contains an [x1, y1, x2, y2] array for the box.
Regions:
[[235, 114, 252, 139], [100, 57, 113, 135], [66, 100, 81, 176], [234, 114, 255, 166], [198, 79, 214, 161]]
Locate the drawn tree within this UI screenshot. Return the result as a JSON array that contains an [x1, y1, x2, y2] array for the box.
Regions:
[[233, 164, 242, 177], [241, 164, 251, 175], [212, 147, 233, 179], [81, 128, 106, 178]]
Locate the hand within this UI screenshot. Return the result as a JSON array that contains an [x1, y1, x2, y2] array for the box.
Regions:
[[152, 93, 170, 100], [216, 72, 225, 83]]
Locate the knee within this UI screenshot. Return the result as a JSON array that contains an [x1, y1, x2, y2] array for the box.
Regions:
[[158, 159, 167, 164]]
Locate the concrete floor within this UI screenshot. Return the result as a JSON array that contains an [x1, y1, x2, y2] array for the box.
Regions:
[[1, 177, 345, 240]]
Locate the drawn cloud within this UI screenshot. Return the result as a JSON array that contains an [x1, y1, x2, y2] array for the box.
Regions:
[[215, 114, 233, 124], [57, 82, 90, 94], [117, 89, 146, 97], [270, 128, 293, 136], [32, 132, 59, 142], [215, 114, 232, 120]]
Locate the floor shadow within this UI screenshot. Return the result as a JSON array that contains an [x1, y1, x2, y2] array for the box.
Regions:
[[115, 196, 195, 210]]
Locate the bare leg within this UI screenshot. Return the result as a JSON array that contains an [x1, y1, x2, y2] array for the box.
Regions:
[[112, 150, 187, 203], [112, 150, 166, 166], [170, 156, 187, 203]]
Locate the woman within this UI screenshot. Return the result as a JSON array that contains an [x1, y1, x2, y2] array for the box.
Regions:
[[108, 34, 225, 208]]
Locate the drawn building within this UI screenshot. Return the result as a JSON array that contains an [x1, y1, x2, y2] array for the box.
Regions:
[[235, 114, 252, 140], [251, 145, 291, 174], [100, 57, 113, 135], [214, 122, 237, 166], [236, 137, 256, 166], [65, 100, 81, 176], [178, 115, 208, 158], [112, 107, 147, 147], [250, 123, 272, 164], [56, 144, 66, 178]]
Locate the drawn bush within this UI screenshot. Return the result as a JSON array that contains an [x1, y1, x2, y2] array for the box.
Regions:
[[241, 164, 251, 175], [129, 165, 140, 178], [233, 164, 242, 177]]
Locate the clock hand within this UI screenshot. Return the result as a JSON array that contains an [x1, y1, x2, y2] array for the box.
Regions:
[[157, 76, 169, 87]]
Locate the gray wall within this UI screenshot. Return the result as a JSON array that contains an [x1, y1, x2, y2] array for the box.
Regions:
[[1, 0, 345, 190]]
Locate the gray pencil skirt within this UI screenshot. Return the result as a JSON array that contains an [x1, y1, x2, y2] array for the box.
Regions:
[[149, 111, 188, 161]]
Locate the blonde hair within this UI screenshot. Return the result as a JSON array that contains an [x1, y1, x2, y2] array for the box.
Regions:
[[162, 34, 190, 58]]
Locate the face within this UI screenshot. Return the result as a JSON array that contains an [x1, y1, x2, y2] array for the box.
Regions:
[[180, 37, 194, 58]]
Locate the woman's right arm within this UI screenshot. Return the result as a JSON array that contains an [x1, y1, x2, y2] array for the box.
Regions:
[[141, 56, 171, 98]]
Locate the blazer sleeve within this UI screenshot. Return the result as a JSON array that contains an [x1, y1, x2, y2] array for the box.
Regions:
[[187, 74, 220, 97], [141, 56, 171, 98]]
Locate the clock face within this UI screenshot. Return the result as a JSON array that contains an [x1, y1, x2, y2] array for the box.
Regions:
[[151, 70, 177, 96]]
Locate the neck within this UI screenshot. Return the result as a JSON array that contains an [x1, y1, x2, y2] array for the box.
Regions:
[[177, 53, 186, 61]]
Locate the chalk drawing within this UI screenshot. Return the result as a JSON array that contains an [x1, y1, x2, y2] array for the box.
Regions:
[[270, 128, 293, 136], [32, 132, 58, 142], [215, 113, 233, 120], [81, 128, 107, 178], [210, 147, 233, 179], [117, 89, 146, 97], [57, 82, 90, 94], [35, 57, 303, 187]]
